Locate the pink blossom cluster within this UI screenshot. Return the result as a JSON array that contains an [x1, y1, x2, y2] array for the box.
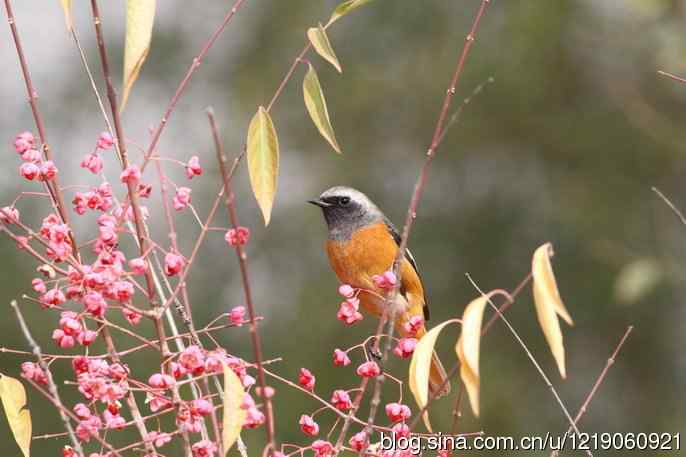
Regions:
[[336, 283, 363, 325], [13, 131, 59, 182]]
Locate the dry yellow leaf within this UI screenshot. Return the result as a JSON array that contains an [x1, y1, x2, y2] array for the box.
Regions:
[[247, 106, 279, 225], [303, 64, 341, 154], [59, 0, 72, 31], [0, 373, 31, 457], [532, 242, 574, 379], [409, 320, 456, 432], [222, 364, 247, 455], [122, 0, 156, 111], [455, 293, 493, 417], [328, 0, 374, 26], [307, 24, 342, 73]]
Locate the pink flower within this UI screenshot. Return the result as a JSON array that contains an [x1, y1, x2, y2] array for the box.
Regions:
[[146, 392, 173, 412], [164, 251, 185, 276], [138, 183, 152, 198], [243, 405, 265, 428], [385, 402, 411, 422], [330, 389, 353, 411], [372, 271, 397, 290], [185, 155, 203, 179], [393, 338, 417, 358], [299, 414, 319, 436], [19, 162, 40, 180], [333, 349, 351, 367], [403, 316, 424, 337], [20, 148, 41, 162], [75, 415, 102, 442], [192, 440, 217, 457], [149, 373, 176, 389], [32, 278, 47, 294], [0, 206, 19, 224], [80, 154, 103, 174], [224, 226, 250, 247], [103, 409, 125, 429], [14, 131, 34, 153], [173, 186, 192, 211], [356, 361, 381, 378], [337, 298, 363, 325], [170, 362, 187, 379], [73, 403, 91, 419], [179, 345, 205, 374], [41, 288, 66, 308], [228, 305, 246, 326], [62, 445, 76, 457], [146, 431, 172, 448], [108, 363, 130, 381], [256, 386, 275, 399], [191, 399, 213, 416], [311, 440, 333, 457], [391, 422, 410, 438], [349, 431, 368, 451], [122, 307, 142, 326], [298, 368, 315, 391], [128, 257, 148, 275], [338, 284, 355, 298], [97, 132, 114, 149], [53, 328, 75, 349], [21, 362, 48, 385], [39, 161, 58, 181], [119, 165, 141, 184], [78, 330, 98, 346], [83, 291, 108, 317]]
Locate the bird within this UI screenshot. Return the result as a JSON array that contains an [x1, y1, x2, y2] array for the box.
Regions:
[[309, 186, 449, 397]]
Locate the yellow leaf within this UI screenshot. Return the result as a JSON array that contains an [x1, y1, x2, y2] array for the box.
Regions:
[[59, 0, 72, 31], [247, 106, 279, 225], [0, 373, 31, 457], [122, 0, 156, 111], [409, 320, 456, 432], [303, 64, 341, 154], [307, 24, 342, 73], [455, 293, 493, 417], [222, 364, 247, 455], [328, 0, 374, 26], [532, 243, 573, 379]]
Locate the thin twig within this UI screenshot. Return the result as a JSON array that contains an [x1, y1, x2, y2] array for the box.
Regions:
[[549, 326, 633, 457], [658, 70, 686, 84], [361, 1, 492, 450], [652, 186, 686, 226], [208, 109, 276, 454], [10, 300, 84, 457], [465, 273, 594, 457]]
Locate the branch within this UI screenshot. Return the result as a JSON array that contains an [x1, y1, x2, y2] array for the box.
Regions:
[[207, 109, 276, 454]]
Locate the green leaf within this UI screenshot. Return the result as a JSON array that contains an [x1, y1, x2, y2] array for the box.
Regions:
[[247, 106, 280, 225], [409, 320, 457, 432], [328, 0, 374, 25], [303, 64, 341, 154], [222, 364, 247, 455], [307, 24, 342, 73], [0, 373, 31, 457], [59, 0, 72, 31], [122, 0, 156, 111]]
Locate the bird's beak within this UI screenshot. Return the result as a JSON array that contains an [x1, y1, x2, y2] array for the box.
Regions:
[[307, 199, 331, 208]]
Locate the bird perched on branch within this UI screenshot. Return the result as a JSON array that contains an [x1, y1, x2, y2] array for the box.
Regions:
[[309, 186, 449, 397]]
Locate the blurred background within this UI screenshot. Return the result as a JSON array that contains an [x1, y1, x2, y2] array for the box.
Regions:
[[1, 0, 685, 455]]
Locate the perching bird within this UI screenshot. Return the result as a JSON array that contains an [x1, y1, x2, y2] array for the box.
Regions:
[[309, 186, 449, 397]]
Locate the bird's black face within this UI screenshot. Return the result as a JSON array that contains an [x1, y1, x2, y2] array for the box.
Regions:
[[308, 187, 382, 241]]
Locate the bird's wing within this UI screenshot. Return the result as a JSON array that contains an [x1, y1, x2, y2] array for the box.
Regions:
[[384, 218, 430, 320]]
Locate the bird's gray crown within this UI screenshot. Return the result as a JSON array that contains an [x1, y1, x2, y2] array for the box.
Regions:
[[312, 186, 385, 241]]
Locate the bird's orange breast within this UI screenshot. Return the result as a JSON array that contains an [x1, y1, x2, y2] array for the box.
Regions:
[[326, 222, 424, 318]]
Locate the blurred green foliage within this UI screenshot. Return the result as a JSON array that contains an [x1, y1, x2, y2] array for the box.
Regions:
[[1, 0, 685, 456]]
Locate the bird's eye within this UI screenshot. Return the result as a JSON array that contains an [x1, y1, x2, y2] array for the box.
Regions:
[[340, 196, 351, 206]]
